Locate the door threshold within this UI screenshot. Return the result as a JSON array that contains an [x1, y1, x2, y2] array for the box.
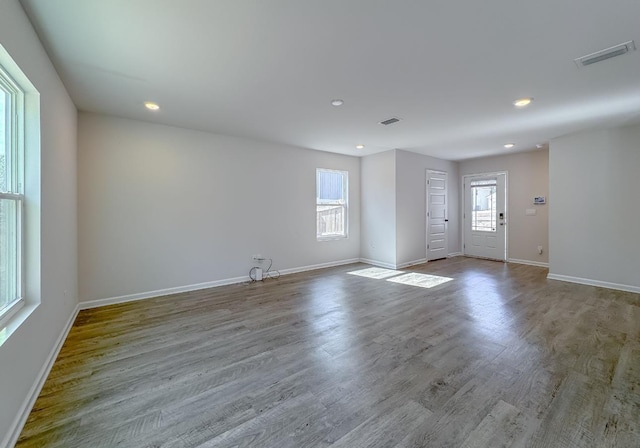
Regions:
[[462, 255, 506, 263]]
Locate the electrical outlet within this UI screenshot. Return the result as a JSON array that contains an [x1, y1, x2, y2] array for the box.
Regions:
[[537, 246, 543, 254]]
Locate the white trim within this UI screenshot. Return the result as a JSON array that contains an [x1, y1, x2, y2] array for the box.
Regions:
[[508, 258, 549, 268], [79, 276, 247, 310], [3, 304, 80, 448], [396, 258, 428, 269], [276, 258, 360, 276], [547, 273, 640, 294], [0, 301, 37, 351], [359, 258, 429, 270], [79, 258, 362, 310], [359, 258, 398, 270], [316, 235, 348, 242], [0, 297, 25, 330], [316, 168, 349, 241], [447, 252, 463, 258]]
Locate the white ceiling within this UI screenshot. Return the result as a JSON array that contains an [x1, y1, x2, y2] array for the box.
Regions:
[[18, 0, 640, 160]]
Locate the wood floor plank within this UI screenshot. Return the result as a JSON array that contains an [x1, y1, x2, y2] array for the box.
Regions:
[[331, 400, 431, 448], [194, 392, 327, 448], [594, 342, 640, 447], [16, 258, 640, 447], [527, 370, 609, 448], [459, 400, 537, 448]]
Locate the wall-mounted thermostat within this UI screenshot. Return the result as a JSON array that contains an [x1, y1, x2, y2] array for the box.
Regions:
[[534, 196, 546, 204]]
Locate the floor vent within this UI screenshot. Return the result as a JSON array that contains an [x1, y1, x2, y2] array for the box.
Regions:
[[574, 41, 636, 67]]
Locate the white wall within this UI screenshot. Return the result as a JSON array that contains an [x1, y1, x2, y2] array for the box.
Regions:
[[460, 149, 549, 265], [78, 113, 360, 302], [360, 150, 396, 267], [395, 149, 460, 266], [549, 125, 640, 290], [0, 0, 77, 444]]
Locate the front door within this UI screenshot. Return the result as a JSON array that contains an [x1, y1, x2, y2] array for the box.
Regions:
[[464, 173, 507, 261]]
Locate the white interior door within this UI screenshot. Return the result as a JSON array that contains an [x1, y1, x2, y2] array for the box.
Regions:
[[464, 173, 507, 261], [427, 170, 448, 261]]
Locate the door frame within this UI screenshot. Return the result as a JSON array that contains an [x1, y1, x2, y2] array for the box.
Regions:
[[461, 171, 509, 261], [425, 169, 449, 261]]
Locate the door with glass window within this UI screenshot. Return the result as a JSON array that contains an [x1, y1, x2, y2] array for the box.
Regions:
[[464, 173, 507, 261]]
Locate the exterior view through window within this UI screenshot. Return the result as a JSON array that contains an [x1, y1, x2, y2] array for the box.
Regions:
[[316, 169, 348, 239], [0, 66, 23, 317], [471, 179, 497, 232]]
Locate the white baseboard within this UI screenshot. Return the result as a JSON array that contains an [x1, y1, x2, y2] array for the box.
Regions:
[[396, 258, 428, 269], [78, 276, 248, 310], [3, 304, 79, 448], [508, 258, 549, 268], [547, 273, 640, 294], [79, 258, 362, 310], [447, 252, 463, 258], [359, 258, 398, 270], [276, 258, 360, 276]]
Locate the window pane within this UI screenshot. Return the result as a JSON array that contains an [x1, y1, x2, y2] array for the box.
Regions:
[[0, 198, 19, 311], [471, 184, 496, 232], [470, 179, 496, 187], [317, 205, 345, 238], [0, 88, 6, 192], [317, 170, 345, 202]]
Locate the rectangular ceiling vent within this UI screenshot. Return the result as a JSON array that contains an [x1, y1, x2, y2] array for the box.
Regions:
[[379, 117, 401, 126], [574, 40, 636, 67]]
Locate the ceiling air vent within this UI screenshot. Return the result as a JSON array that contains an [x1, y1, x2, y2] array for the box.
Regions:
[[574, 41, 636, 67], [379, 117, 401, 126]]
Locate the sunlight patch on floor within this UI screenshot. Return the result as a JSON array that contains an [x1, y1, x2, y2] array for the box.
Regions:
[[386, 272, 453, 289], [347, 267, 403, 279], [348, 267, 454, 289]]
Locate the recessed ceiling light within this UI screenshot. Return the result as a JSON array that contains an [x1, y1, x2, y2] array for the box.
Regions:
[[331, 99, 344, 106], [144, 101, 160, 111], [356, 144, 365, 149], [513, 98, 533, 108], [504, 143, 515, 149]]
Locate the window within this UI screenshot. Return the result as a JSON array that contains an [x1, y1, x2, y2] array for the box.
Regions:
[[470, 179, 497, 232], [0, 64, 24, 321], [316, 169, 348, 240]]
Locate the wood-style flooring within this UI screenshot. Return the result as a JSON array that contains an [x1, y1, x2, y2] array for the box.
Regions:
[[16, 258, 640, 447]]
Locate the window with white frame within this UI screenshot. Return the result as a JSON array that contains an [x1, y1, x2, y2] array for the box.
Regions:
[[0, 64, 24, 321], [316, 168, 348, 240]]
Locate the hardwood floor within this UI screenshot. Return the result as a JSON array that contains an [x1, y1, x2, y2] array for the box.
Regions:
[[16, 258, 640, 447]]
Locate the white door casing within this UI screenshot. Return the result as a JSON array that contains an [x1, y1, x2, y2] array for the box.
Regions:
[[463, 172, 507, 261], [427, 170, 448, 261]]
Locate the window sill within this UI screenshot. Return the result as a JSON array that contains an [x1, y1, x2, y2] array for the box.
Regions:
[[317, 235, 349, 242], [0, 299, 37, 348]]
